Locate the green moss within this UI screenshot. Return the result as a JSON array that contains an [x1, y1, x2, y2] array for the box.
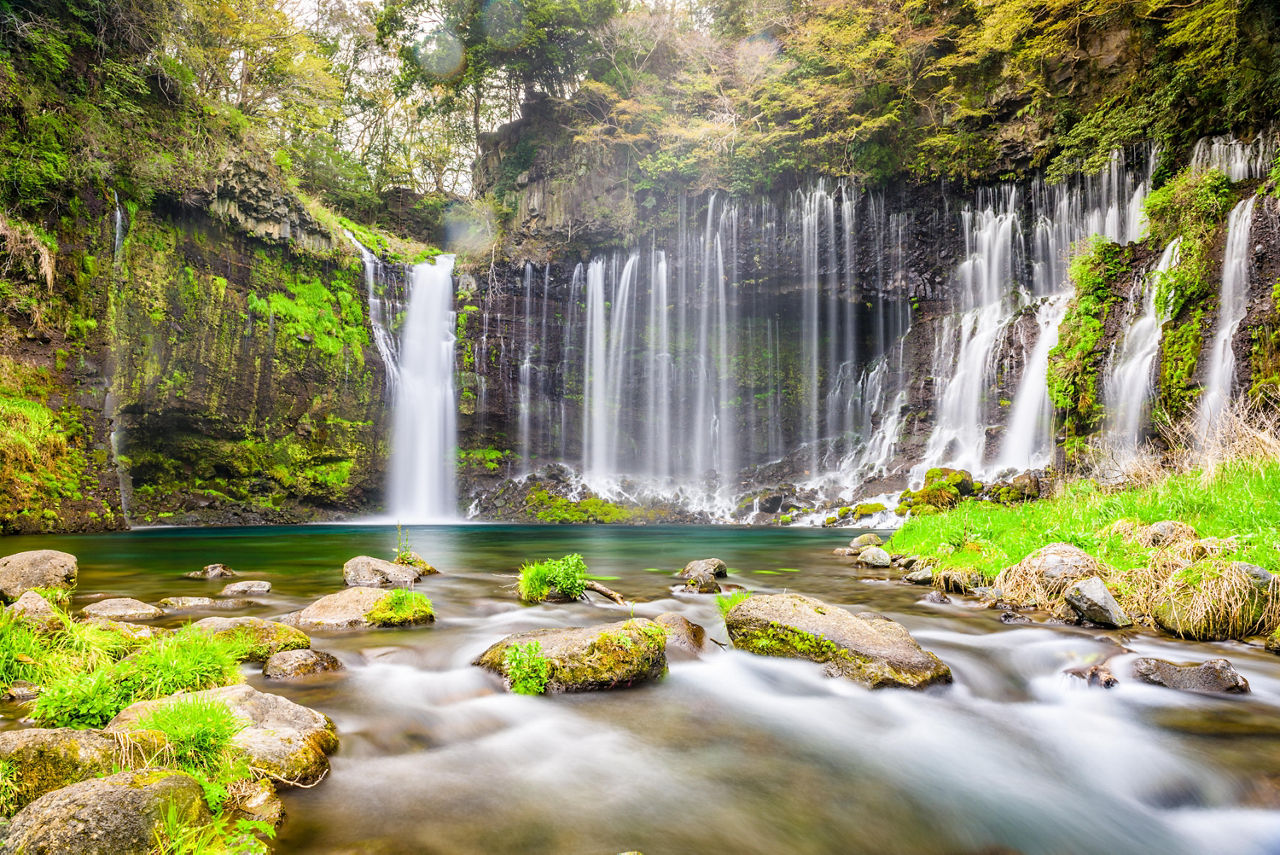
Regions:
[[853, 502, 887, 519], [365, 589, 435, 627], [523, 488, 635, 524], [208, 622, 310, 664]]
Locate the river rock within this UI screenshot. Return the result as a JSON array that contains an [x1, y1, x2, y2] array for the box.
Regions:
[[80, 598, 164, 621], [185, 563, 238, 579], [724, 593, 952, 689], [189, 616, 310, 662], [263, 649, 344, 679], [680, 569, 721, 593], [109, 684, 339, 786], [1063, 577, 1132, 627], [0, 550, 77, 603], [921, 590, 951, 604], [858, 546, 892, 568], [654, 612, 707, 657], [283, 586, 432, 630], [1146, 520, 1197, 547], [474, 619, 667, 693], [677, 558, 727, 579], [228, 778, 285, 828], [84, 618, 172, 641], [221, 580, 272, 596], [904, 568, 933, 585], [0, 769, 208, 855], [157, 595, 253, 610], [1000, 543, 1097, 598], [832, 547, 858, 557], [7, 590, 61, 632], [0, 729, 123, 813], [1132, 657, 1250, 694], [1151, 561, 1274, 640], [849, 533, 883, 549], [343, 555, 420, 587]]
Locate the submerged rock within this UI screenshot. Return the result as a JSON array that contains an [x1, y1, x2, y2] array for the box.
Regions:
[[724, 593, 952, 689], [0, 550, 77, 603], [1063, 577, 1132, 628], [7, 590, 61, 632], [185, 563, 238, 579], [220, 580, 272, 596], [677, 558, 727, 579], [474, 619, 668, 693], [284, 587, 433, 630], [1132, 657, 1250, 694], [654, 612, 707, 658], [80, 598, 163, 621], [343, 555, 421, 587], [0, 769, 209, 855], [189, 616, 310, 662], [921, 590, 951, 604], [857, 546, 892, 568], [264, 649, 344, 679], [0, 729, 122, 813], [109, 684, 339, 786]]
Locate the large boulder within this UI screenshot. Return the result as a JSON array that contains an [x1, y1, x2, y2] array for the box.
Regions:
[[1150, 561, 1274, 641], [263, 649, 344, 679], [724, 593, 952, 689], [0, 769, 208, 854], [995, 543, 1098, 604], [221, 580, 271, 596], [283, 587, 433, 630], [6, 590, 61, 632], [189, 616, 311, 662], [849, 533, 883, 550], [474, 619, 667, 693], [1132, 657, 1250, 694], [343, 555, 420, 587], [80, 598, 163, 621], [0, 729, 122, 814], [676, 558, 727, 579], [109, 684, 338, 786], [1063, 577, 1132, 628], [0, 550, 76, 604], [654, 612, 707, 658], [857, 546, 892, 568]]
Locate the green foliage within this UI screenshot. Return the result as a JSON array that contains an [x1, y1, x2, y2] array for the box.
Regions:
[[1144, 168, 1235, 320], [503, 641, 551, 695], [134, 698, 249, 813], [457, 447, 512, 472], [716, 590, 752, 617], [154, 802, 275, 855], [365, 589, 435, 626], [0, 608, 137, 692], [0, 758, 18, 819], [523, 488, 635, 523], [518, 553, 589, 603]]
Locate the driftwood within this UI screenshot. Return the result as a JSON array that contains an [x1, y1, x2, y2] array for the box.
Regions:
[[584, 580, 627, 605]]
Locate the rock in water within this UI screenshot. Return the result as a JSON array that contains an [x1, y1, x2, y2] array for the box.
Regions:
[[221, 580, 272, 596], [1132, 657, 1250, 694], [680, 569, 721, 593], [0, 769, 208, 855], [264, 649, 344, 679], [724, 593, 952, 689], [858, 546, 892, 568], [283, 586, 433, 630], [677, 558, 728, 579], [185, 563, 238, 579], [903, 568, 934, 585], [654, 612, 707, 658], [1063, 577, 1132, 627], [0, 550, 76, 603], [474, 619, 667, 693], [342, 555, 421, 587], [7, 590, 61, 632], [849, 533, 883, 550], [0, 729, 124, 813], [189, 616, 311, 662], [157, 596, 253, 610], [80, 598, 164, 621], [109, 684, 339, 786]]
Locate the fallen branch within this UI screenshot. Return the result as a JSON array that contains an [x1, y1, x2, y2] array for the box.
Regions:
[[585, 580, 627, 605]]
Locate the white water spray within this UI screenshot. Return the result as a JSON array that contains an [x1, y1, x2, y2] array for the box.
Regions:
[[1198, 197, 1257, 437]]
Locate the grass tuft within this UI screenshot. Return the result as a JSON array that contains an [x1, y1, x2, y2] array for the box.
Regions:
[[365, 588, 434, 626], [503, 641, 551, 695], [517, 554, 589, 603]]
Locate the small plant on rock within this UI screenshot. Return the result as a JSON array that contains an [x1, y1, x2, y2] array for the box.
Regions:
[[504, 641, 550, 695], [717, 590, 752, 617], [517, 553, 589, 603], [366, 588, 434, 626], [134, 697, 250, 812]]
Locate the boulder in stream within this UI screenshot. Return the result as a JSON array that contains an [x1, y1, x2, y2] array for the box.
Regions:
[[1132, 657, 1250, 694], [857, 546, 892, 568], [343, 555, 422, 587], [474, 618, 668, 693], [221, 580, 272, 596], [724, 593, 952, 689], [157, 596, 253, 610], [0, 550, 76, 604], [849, 533, 883, 550], [677, 558, 727, 579], [0, 728, 123, 813], [1063, 577, 1132, 628], [0, 769, 209, 855], [6, 590, 62, 632], [654, 612, 707, 658], [264, 649, 344, 679], [283, 586, 434, 630], [189, 616, 310, 662], [80, 598, 164, 621], [680, 569, 721, 594]]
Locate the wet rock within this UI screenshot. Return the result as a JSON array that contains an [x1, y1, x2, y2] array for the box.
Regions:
[[1063, 577, 1132, 628], [899, 555, 919, 570], [832, 547, 859, 557], [263, 649, 344, 679], [999, 611, 1031, 624], [903, 568, 933, 585], [227, 778, 285, 828], [221, 580, 271, 596], [0, 550, 77, 604], [474, 618, 667, 693], [184, 563, 238, 579], [157, 596, 253, 610], [80, 598, 164, 621], [0, 769, 209, 855], [724, 593, 952, 689], [189, 616, 310, 662], [857, 546, 892, 568], [1132, 657, 1250, 694], [1147, 520, 1197, 547], [6, 591, 61, 632], [654, 612, 706, 657], [680, 569, 721, 594], [283, 586, 432, 630], [0, 729, 123, 813], [109, 684, 339, 786], [343, 555, 421, 588], [3, 680, 40, 701], [849, 533, 883, 550], [1065, 663, 1118, 688], [921, 590, 951, 604], [677, 558, 727, 579]]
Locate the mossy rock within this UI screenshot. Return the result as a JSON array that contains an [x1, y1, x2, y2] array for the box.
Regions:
[[0, 729, 125, 815], [852, 503, 887, 520], [189, 616, 311, 662], [724, 593, 952, 689], [474, 619, 668, 693], [1150, 562, 1274, 641], [283, 586, 433, 630]]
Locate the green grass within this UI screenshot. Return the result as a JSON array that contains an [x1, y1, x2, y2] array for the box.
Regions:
[[133, 697, 250, 813], [154, 802, 274, 855], [0, 758, 19, 818], [889, 460, 1280, 582], [503, 641, 551, 695], [365, 589, 434, 626], [517, 553, 590, 603], [522, 488, 636, 524], [717, 590, 752, 617], [0, 608, 139, 691]]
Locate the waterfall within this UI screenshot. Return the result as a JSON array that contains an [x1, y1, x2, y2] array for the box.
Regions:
[[1197, 197, 1258, 436], [1102, 239, 1182, 456], [1190, 134, 1278, 182], [996, 293, 1071, 471], [112, 191, 126, 262], [346, 231, 401, 387], [388, 255, 458, 522], [518, 263, 535, 473]]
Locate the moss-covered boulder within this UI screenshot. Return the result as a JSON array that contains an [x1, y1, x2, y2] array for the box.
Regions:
[[189, 616, 311, 662], [263, 649, 344, 679], [83, 618, 173, 642], [0, 769, 209, 854], [474, 619, 668, 693], [1150, 561, 1275, 641], [0, 550, 77, 604], [80, 598, 164, 621], [109, 684, 339, 787], [0, 729, 122, 815], [724, 593, 952, 689], [342, 555, 423, 587], [852, 503, 887, 520], [849, 533, 883, 550], [283, 586, 433, 630]]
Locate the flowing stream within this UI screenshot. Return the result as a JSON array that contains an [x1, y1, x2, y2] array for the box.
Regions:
[[5, 525, 1280, 854]]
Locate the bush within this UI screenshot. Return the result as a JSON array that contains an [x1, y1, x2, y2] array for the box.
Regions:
[[517, 554, 589, 603], [503, 641, 550, 695]]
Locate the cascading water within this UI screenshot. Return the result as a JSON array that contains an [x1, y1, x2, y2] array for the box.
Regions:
[[388, 255, 458, 522], [1197, 197, 1258, 437], [346, 231, 402, 387], [1103, 239, 1182, 457], [1190, 133, 1278, 182], [996, 293, 1070, 471], [108, 191, 132, 522]]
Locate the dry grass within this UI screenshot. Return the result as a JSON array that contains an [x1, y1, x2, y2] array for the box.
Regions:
[[1168, 393, 1280, 481], [1151, 559, 1280, 640], [994, 546, 1103, 617], [0, 212, 55, 331]]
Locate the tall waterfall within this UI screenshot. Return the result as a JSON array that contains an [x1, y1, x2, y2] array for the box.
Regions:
[[996, 293, 1070, 471], [1198, 197, 1258, 436], [388, 256, 458, 521], [1190, 134, 1278, 182], [346, 232, 402, 387], [1103, 238, 1181, 456]]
